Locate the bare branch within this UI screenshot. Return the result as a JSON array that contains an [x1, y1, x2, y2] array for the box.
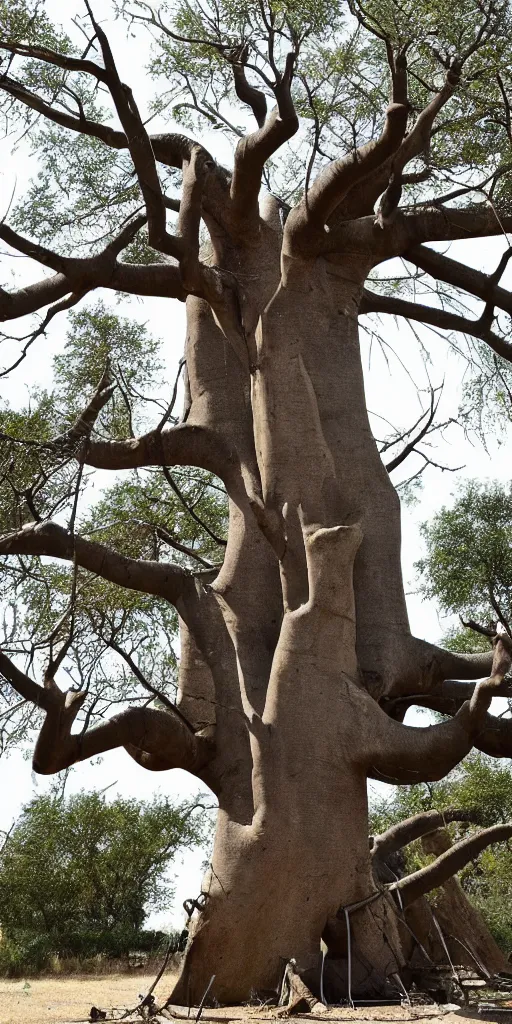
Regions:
[[79, 421, 243, 505], [372, 808, 481, 863], [361, 286, 512, 364], [381, 387, 440, 473], [30, 679, 213, 777], [0, 651, 51, 710], [0, 522, 190, 605], [391, 823, 512, 907], [405, 245, 512, 318], [0, 39, 107, 81]]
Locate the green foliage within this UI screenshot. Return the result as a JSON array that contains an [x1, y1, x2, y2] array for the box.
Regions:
[[460, 343, 512, 439], [0, 297, 227, 752], [2, 0, 510, 236], [0, 926, 176, 977], [417, 479, 512, 638], [370, 753, 512, 950], [53, 302, 163, 434], [0, 790, 209, 974]]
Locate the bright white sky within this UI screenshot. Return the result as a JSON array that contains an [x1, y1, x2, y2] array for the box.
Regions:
[[1, 0, 511, 932]]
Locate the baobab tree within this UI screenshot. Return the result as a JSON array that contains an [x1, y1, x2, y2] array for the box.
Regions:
[[2, 0, 512, 1006]]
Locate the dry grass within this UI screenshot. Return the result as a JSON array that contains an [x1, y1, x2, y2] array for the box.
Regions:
[[0, 975, 487, 1024], [0, 971, 177, 1024]]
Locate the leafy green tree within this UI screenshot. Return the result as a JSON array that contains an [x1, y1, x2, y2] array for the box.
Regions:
[[418, 480, 512, 648], [0, 791, 208, 969], [2, 0, 512, 1005]]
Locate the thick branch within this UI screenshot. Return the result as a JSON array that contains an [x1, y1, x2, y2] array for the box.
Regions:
[[228, 44, 267, 127], [0, 651, 51, 710], [399, 204, 512, 249], [326, 205, 512, 265], [0, 74, 126, 148], [405, 245, 512, 317], [32, 686, 212, 777], [0, 651, 214, 777], [287, 103, 409, 254], [0, 216, 188, 327], [80, 422, 245, 503], [392, 823, 512, 907], [372, 808, 480, 862], [416, 638, 494, 691], [230, 53, 299, 231], [0, 522, 189, 604], [368, 636, 511, 782]]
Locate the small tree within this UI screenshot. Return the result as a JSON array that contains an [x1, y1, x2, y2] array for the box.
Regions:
[[418, 479, 512, 649], [0, 791, 208, 963]]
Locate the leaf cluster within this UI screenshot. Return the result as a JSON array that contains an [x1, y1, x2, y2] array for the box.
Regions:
[[417, 478, 512, 640]]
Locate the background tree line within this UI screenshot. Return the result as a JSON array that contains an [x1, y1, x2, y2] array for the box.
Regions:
[[0, 790, 210, 976]]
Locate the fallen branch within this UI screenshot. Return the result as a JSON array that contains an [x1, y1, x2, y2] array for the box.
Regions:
[[278, 960, 327, 1016]]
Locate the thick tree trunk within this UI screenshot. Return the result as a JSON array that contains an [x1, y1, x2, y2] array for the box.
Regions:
[[166, 253, 489, 1006], [172, 753, 402, 1004]]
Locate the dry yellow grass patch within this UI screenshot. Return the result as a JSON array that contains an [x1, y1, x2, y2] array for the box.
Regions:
[[0, 971, 177, 1024]]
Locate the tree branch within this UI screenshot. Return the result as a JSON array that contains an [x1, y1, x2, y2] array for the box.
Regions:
[[287, 102, 409, 255], [0, 215, 189, 331], [230, 50, 299, 232], [228, 43, 267, 128], [83, 2, 220, 299], [405, 245, 512, 317], [367, 636, 511, 782], [79, 421, 244, 504], [381, 386, 440, 473], [372, 808, 480, 863], [0, 522, 190, 605], [361, 287, 512, 364], [391, 823, 512, 907], [0, 648, 214, 778], [0, 39, 107, 81]]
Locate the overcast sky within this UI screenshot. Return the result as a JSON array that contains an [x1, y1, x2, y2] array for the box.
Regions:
[[1, 1, 511, 931]]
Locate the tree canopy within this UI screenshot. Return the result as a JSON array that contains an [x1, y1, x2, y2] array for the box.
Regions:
[[418, 479, 512, 651], [0, 790, 209, 970]]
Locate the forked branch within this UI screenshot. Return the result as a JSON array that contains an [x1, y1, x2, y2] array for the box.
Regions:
[[361, 288, 512, 364], [0, 652, 213, 778], [288, 102, 409, 254], [368, 636, 512, 783], [230, 48, 299, 231]]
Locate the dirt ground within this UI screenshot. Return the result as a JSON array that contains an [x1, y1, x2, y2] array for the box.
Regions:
[[0, 973, 497, 1024], [0, 972, 178, 1023]]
